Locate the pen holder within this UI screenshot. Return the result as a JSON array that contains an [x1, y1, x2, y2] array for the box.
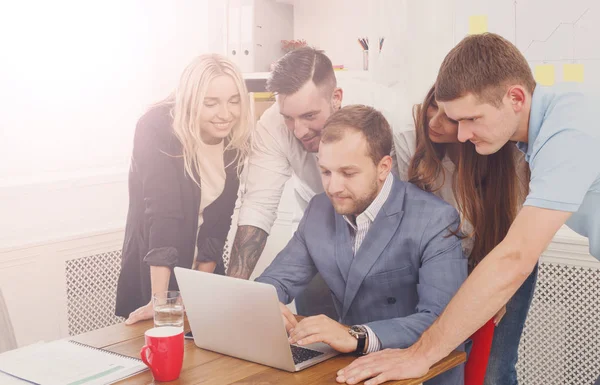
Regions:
[[362, 50, 369, 71]]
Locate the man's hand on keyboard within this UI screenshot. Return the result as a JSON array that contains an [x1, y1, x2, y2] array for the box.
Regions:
[[279, 302, 298, 334], [287, 314, 357, 353]]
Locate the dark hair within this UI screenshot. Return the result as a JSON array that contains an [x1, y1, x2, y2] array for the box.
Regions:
[[266, 47, 336, 95], [321, 105, 392, 165], [436, 33, 536, 106], [409, 85, 529, 270]]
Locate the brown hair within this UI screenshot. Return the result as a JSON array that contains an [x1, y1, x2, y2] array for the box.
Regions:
[[267, 47, 336, 95], [321, 105, 392, 165], [435, 33, 536, 106], [409, 85, 529, 269]]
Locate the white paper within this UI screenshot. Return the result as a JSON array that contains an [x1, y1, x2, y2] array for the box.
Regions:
[[0, 371, 30, 385], [0, 340, 146, 385]]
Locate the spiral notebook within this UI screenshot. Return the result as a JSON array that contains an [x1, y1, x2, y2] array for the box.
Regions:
[[0, 340, 147, 385]]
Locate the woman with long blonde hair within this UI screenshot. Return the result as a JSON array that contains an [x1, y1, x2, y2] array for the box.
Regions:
[[115, 54, 253, 325]]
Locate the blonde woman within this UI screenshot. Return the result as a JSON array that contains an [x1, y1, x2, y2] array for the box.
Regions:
[[115, 54, 253, 325]]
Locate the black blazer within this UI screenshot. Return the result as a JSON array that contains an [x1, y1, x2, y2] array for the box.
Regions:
[[115, 104, 240, 318]]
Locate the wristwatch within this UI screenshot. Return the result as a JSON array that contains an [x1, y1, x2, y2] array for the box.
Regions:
[[348, 325, 368, 356]]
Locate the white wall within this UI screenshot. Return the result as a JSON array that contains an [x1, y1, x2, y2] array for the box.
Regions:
[[293, 0, 455, 105], [0, 230, 125, 346], [0, 1, 215, 249], [0, 0, 457, 250]]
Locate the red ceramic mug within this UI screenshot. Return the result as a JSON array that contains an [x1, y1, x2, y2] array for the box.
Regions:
[[140, 326, 184, 382]]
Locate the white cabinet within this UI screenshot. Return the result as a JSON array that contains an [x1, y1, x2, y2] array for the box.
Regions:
[[227, 0, 293, 72]]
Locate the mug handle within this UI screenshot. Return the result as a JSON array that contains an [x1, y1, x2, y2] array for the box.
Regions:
[[140, 345, 160, 377]]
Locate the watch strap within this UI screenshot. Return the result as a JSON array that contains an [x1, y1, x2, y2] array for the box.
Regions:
[[350, 326, 367, 356]]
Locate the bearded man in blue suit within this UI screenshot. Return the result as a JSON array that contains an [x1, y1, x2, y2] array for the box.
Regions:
[[257, 105, 468, 385]]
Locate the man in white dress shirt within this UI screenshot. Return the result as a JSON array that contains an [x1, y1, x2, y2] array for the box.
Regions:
[[227, 47, 398, 318]]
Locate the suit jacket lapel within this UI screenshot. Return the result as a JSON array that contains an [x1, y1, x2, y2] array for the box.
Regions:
[[341, 179, 406, 320]]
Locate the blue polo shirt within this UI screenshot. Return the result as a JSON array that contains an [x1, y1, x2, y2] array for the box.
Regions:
[[517, 83, 600, 259]]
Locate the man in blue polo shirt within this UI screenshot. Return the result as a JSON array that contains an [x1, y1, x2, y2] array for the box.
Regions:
[[335, 33, 600, 385], [517, 84, 599, 258]]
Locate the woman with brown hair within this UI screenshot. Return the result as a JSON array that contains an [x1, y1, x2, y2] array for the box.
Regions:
[[395, 85, 534, 385]]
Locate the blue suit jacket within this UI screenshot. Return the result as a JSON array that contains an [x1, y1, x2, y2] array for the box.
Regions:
[[257, 177, 467, 385]]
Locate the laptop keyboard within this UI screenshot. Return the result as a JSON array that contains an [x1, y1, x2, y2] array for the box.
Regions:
[[290, 344, 324, 365]]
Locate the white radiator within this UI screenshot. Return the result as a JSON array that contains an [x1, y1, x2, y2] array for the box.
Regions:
[[517, 261, 600, 385], [65, 250, 124, 335]]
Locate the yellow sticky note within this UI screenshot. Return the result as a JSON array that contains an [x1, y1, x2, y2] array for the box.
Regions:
[[563, 63, 584, 83], [469, 15, 488, 35], [535, 64, 555, 86]]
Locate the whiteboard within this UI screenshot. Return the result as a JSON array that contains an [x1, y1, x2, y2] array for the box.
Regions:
[[454, 0, 600, 87]]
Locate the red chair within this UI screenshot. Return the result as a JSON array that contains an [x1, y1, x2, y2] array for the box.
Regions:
[[464, 319, 495, 385]]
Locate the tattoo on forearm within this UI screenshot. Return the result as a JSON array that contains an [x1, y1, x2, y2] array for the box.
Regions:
[[227, 226, 268, 279]]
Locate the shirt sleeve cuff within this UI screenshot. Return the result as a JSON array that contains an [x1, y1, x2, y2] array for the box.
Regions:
[[143, 247, 179, 267], [523, 197, 581, 212], [237, 205, 276, 234], [363, 325, 382, 354]]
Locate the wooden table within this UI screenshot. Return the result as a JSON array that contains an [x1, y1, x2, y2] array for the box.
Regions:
[[72, 320, 465, 385]]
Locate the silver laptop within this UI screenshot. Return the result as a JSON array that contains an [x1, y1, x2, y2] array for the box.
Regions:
[[174, 267, 339, 372]]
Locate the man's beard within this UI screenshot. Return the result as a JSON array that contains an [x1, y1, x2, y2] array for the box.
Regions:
[[302, 104, 336, 153], [330, 180, 379, 216]]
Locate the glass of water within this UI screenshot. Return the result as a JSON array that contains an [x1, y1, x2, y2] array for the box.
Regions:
[[153, 291, 184, 330]]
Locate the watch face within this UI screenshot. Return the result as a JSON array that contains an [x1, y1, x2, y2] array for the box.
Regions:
[[350, 325, 367, 337]]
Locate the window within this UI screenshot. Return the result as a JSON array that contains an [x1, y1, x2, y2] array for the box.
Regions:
[[0, 1, 221, 185]]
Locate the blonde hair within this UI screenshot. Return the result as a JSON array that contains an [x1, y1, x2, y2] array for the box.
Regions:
[[165, 54, 252, 185]]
